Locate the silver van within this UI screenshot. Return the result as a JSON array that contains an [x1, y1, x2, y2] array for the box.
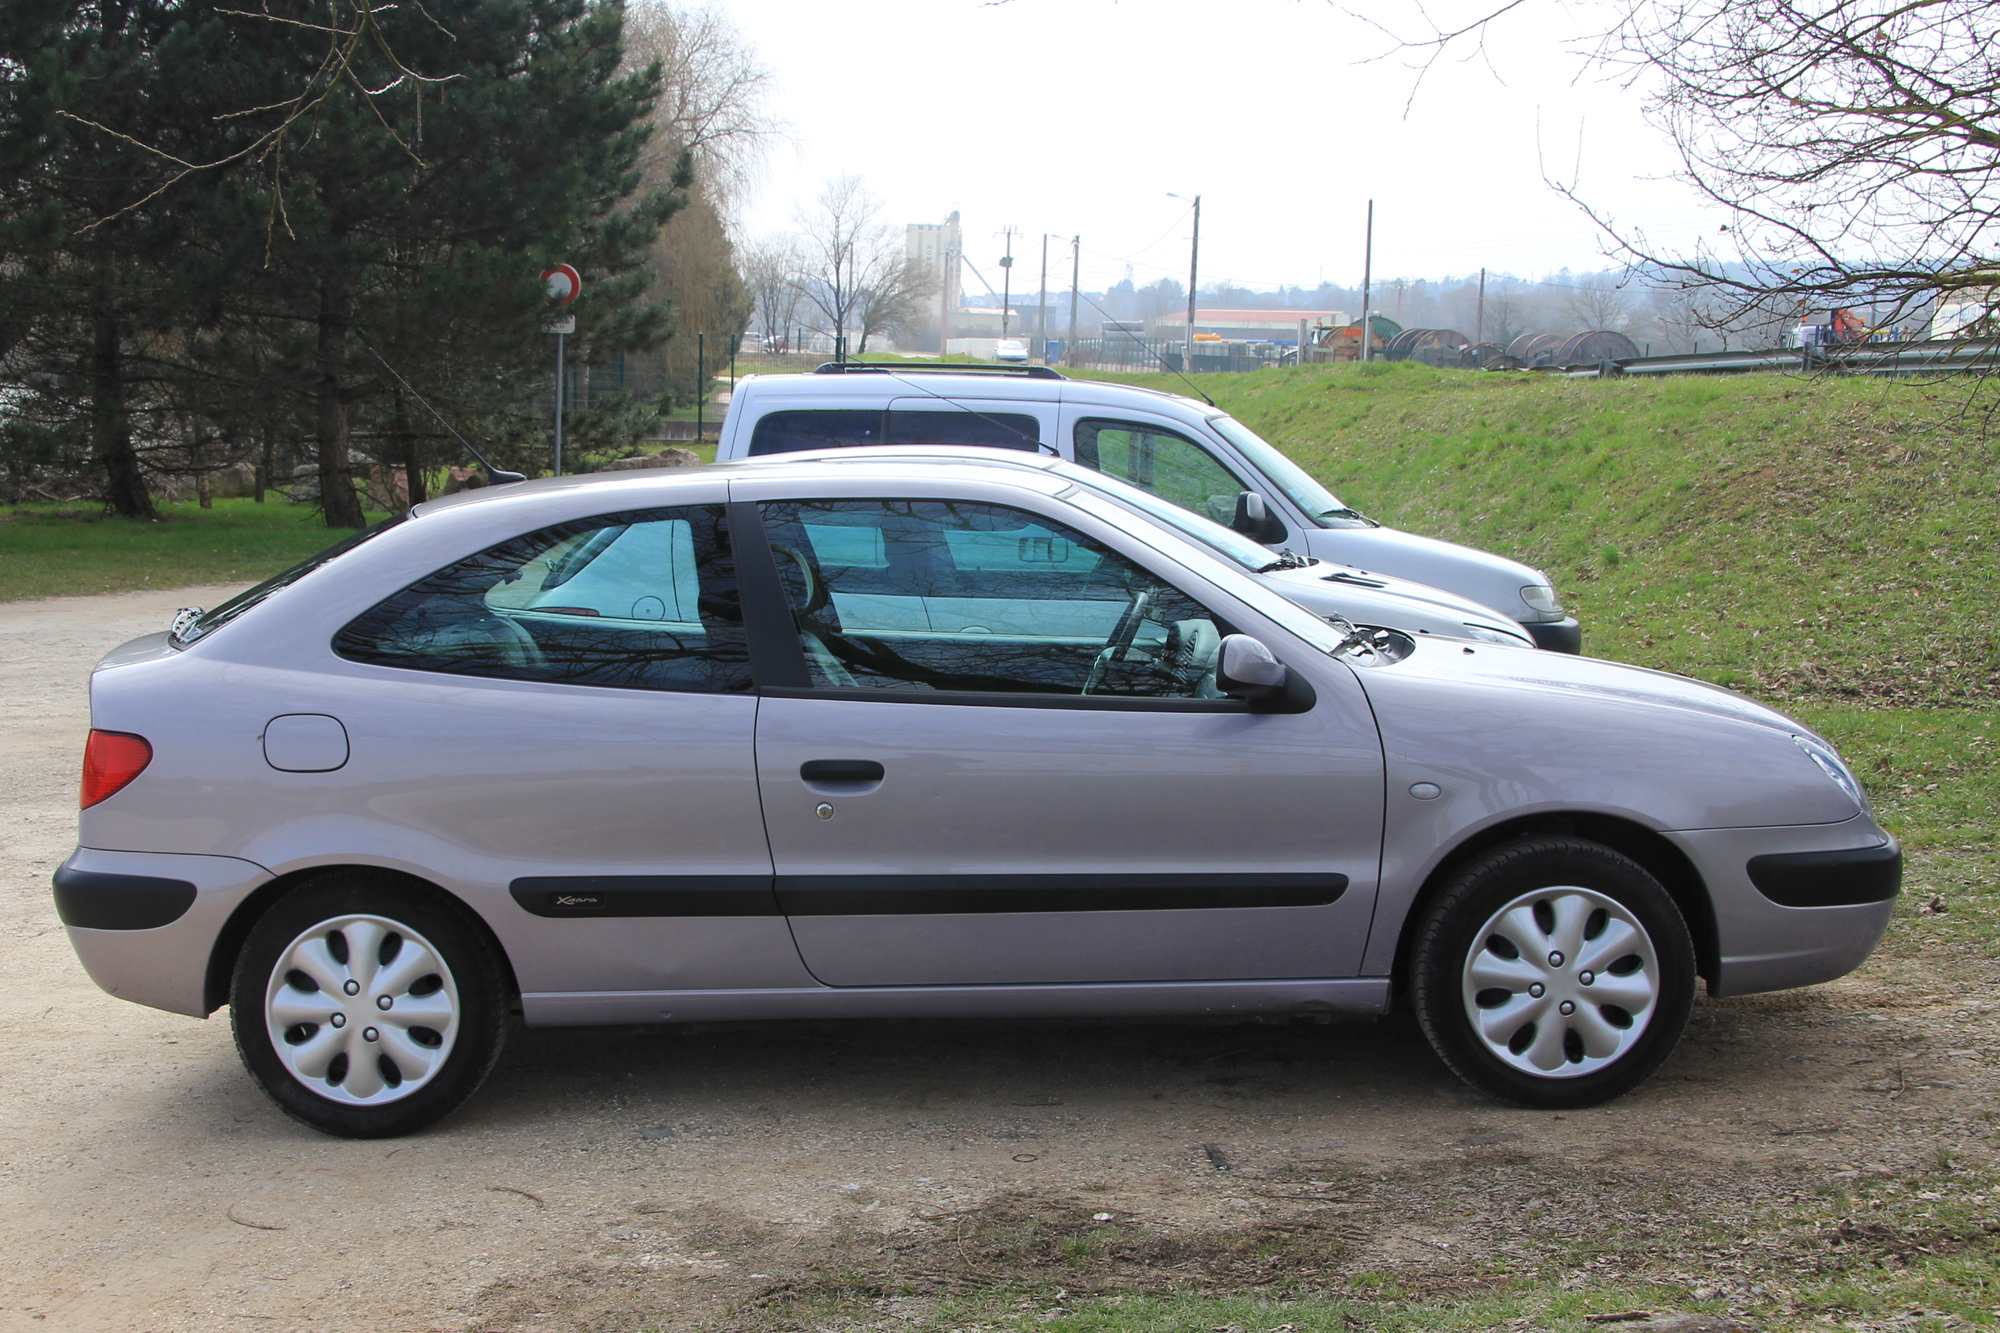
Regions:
[[716, 364, 1582, 651]]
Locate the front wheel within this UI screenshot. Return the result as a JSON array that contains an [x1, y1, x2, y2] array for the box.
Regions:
[[1411, 837, 1696, 1108], [230, 873, 508, 1138]]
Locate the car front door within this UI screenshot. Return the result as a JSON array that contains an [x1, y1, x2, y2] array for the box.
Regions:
[[732, 477, 1384, 987]]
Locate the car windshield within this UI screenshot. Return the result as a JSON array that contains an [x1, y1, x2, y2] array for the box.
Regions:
[[171, 516, 407, 647], [1047, 461, 1291, 572], [1206, 416, 1374, 529]]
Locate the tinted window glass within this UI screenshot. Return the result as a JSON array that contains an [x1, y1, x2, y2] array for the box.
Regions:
[[748, 408, 1042, 455], [335, 506, 752, 693], [748, 410, 885, 456], [886, 410, 1040, 450], [760, 498, 1229, 699], [1073, 418, 1248, 526]]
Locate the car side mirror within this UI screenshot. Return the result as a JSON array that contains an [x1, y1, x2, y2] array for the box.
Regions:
[[1214, 633, 1317, 715], [1230, 491, 1287, 544]]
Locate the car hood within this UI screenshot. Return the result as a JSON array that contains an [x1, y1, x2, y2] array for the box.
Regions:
[[1264, 563, 1527, 635], [1370, 635, 1814, 738], [1301, 523, 1554, 625]]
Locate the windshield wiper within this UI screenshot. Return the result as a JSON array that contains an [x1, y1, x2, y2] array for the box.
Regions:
[[1256, 548, 1312, 573], [1321, 506, 1378, 527]]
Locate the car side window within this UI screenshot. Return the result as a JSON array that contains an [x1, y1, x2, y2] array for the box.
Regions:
[[1073, 418, 1249, 526], [748, 408, 1041, 455], [758, 498, 1231, 699], [334, 506, 752, 693]]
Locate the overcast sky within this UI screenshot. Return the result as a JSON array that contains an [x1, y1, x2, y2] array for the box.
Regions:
[[703, 0, 1727, 297]]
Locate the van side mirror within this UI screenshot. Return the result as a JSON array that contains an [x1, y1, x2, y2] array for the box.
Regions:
[[1216, 633, 1315, 713], [1230, 491, 1287, 544]]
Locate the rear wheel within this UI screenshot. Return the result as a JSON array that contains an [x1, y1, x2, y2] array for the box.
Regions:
[[1411, 837, 1696, 1108], [230, 873, 508, 1138]]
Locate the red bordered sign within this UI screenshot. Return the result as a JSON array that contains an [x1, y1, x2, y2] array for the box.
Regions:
[[541, 263, 582, 306]]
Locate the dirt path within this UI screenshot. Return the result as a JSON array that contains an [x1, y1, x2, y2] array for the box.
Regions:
[[1, 590, 1993, 1333]]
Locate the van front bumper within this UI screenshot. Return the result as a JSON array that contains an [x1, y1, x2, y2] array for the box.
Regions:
[[1526, 617, 1583, 654]]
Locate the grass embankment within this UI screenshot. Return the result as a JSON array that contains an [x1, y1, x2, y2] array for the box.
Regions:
[[0, 497, 336, 601]]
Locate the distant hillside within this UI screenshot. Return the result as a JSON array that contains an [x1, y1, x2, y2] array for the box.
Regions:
[[1074, 363, 1998, 709]]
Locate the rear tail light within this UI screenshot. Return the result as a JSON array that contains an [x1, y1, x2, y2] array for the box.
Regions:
[[81, 730, 152, 809]]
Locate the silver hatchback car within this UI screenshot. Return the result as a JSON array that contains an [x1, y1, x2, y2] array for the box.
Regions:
[[58, 459, 1898, 1137]]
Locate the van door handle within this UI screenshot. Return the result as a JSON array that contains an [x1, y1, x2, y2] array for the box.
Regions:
[[800, 760, 884, 783]]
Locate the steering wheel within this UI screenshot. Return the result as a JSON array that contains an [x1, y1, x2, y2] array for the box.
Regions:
[[769, 544, 828, 616], [1081, 587, 1153, 695]]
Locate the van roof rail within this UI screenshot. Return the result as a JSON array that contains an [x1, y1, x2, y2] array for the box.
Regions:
[[812, 362, 1066, 380]]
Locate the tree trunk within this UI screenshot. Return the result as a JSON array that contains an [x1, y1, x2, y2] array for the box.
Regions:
[[91, 306, 155, 520], [395, 389, 427, 505], [315, 273, 366, 528], [255, 426, 272, 502]]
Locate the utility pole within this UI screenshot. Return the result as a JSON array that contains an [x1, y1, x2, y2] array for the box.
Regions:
[[1036, 234, 1049, 362], [1359, 199, 1375, 364], [997, 225, 1019, 339], [1067, 235, 1080, 368], [1169, 194, 1201, 369], [1476, 267, 1487, 347]]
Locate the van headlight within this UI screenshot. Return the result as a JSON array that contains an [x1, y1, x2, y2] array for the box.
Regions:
[[1462, 623, 1531, 646], [1793, 734, 1866, 810], [1520, 584, 1563, 616]]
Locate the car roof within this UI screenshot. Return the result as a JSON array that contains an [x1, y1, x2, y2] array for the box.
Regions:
[[406, 452, 1071, 521]]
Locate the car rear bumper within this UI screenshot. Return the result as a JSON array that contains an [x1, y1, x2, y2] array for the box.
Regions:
[[55, 848, 271, 1018], [1666, 823, 1897, 997], [1525, 617, 1582, 654]]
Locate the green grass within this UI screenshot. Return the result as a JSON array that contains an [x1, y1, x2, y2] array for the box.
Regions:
[[0, 497, 343, 601]]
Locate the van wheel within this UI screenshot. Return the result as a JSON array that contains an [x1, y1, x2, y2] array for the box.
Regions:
[[1411, 837, 1695, 1108], [230, 873, 507, 1138]]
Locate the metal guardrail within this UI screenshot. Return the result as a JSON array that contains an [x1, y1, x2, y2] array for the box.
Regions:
[[1563, 339, 2000, 379]]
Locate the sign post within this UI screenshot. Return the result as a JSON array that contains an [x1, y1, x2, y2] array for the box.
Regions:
[[542, 264, 582, 475]]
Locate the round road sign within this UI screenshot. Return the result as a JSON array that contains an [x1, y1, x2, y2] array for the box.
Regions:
[[541, 263, 581, 306]]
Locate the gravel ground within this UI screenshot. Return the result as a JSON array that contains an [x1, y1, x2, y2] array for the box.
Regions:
[[1, 588, 1993, 1333]]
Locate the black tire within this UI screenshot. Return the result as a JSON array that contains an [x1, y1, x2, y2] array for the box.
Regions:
[[1410, 836, 1696, 1109], [230, 871, 509, 1138]]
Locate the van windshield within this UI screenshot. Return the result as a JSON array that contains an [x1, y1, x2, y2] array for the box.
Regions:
[[1206, 416, 1375, 529]]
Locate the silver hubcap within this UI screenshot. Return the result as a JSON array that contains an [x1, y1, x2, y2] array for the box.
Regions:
[[1460, 887, 1659, 1079], [264, 914, 460, 1106]]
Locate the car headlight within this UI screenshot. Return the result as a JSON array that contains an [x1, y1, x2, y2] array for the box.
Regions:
[[1520, 584, 1563, 616], [1793, 734, 1866, 811], [1461, 623, 1531, 646]]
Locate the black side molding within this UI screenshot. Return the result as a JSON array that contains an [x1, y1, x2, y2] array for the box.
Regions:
[[52, 863, 198, 930], [775, 872, 1348, 916], [1747, 842, 1902, 908], [509, 876, 781, 918]]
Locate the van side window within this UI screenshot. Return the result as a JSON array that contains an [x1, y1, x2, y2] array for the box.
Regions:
[[749, 409, 1042, 456], [749, 410, 886, 456], [1072, 418, 1250, 526]]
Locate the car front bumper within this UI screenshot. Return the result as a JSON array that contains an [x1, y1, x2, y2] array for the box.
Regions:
[[54, 847, 271, 1018], [1666, 822, 1898, 997], [1525, 617, 1583, 654]]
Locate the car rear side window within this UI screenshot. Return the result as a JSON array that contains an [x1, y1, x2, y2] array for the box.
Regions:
[[334, 506, 752, 693], [748, 409, 1041, 455], [759, 498, 1230, 699]]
